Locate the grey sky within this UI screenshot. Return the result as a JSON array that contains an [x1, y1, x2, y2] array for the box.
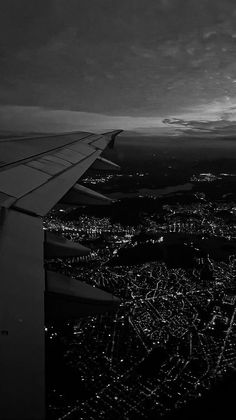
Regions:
[[1, 0, 236, 134]]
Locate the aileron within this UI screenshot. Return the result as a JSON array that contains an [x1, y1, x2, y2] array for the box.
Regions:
[[0, 165, 50, 198]]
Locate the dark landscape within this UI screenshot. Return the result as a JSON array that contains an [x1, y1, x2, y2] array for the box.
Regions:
[[44, 137, 236, 419]]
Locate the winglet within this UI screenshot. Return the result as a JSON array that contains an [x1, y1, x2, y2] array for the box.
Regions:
[[102, 130, 123, 149]]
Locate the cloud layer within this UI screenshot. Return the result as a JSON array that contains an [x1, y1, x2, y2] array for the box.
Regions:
[[1, 1, 236, 134]]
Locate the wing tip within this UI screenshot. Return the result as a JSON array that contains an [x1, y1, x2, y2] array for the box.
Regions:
[[102, 129, 123, 149]]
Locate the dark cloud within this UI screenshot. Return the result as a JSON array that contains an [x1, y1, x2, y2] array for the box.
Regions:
[[1, 0, 235, 50], [163, 116, 236, 137], [1, 0, 236, 129]]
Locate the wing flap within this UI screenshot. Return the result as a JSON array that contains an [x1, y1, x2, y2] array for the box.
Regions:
[[0, 165, 50, 198], [26, 158, 65, 175], [37, 154, 71, 167], [66, 143, 95, 155], [53, 148, 85, 164]]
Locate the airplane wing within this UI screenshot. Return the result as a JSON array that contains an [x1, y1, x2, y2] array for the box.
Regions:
[[0, 129, 122, 215], [0, 129, 123, 420]]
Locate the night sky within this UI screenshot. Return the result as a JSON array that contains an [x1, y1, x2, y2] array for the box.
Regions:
[[1, 0, 236, 135]]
